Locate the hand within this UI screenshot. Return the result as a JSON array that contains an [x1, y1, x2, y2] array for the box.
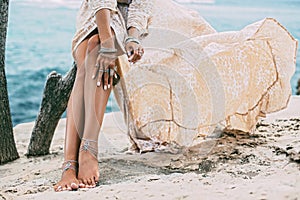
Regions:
[[125, 41, 144, 64], [92, 53, 117, 90]]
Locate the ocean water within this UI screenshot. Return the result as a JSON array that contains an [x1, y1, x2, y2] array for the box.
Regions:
[[6, 0, 300, 125]]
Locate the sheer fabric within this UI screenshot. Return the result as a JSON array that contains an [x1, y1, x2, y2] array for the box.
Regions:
[[72, 0, 297, 152]]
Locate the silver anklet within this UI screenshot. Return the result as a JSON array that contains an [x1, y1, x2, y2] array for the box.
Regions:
[[80, 138, 98, 158], [62, 160, 78, 173]]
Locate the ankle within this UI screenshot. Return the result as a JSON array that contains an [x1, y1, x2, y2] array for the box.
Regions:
[[62, 160, 78, 174], [79, 138, 98, 159]]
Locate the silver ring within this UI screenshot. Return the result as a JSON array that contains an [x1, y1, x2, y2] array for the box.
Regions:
[[95, 64, 100, 68], [57, 186, 62, 190], [98, 69, 109, 73]]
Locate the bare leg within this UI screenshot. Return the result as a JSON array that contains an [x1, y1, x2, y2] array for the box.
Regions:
[[77, 34, 113, 187], [53, 40, 88, 192]]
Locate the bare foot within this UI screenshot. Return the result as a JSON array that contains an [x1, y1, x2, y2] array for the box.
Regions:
[[54, 163, 79, 192], [78, 150, 99, 188]]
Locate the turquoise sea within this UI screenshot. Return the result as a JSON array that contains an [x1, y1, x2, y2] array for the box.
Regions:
[[6, 0, 300, 125]]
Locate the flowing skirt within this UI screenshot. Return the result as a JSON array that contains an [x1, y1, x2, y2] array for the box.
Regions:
[[113, 0, 298, 152]]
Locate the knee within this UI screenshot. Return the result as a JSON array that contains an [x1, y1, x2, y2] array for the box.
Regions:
[[87, 35, 100, 54]]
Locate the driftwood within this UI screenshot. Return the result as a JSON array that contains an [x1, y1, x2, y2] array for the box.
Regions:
[[27, 63, 77, 156], [0, 0, 19, 164]]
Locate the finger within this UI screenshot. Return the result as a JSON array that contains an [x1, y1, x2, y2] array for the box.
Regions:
[[109, 73, 113, 89], [127, 47, 134, 61], [139, 48, 144, 58], [97, 59, 106, 87], [134, 48, 141, 63], [92, 63, 99, 80], [134, 52, 142, 63], [126, 45, 134, 57], [131, 48, 141, 63], [108, 64, 115, 89], [127, 50, 134, 58], [128, 53, 136, 63], [103, 58, 115, 90], [97, 70, 102, 87], [103, 68, 109, 91], [128, 48, 137, 62]]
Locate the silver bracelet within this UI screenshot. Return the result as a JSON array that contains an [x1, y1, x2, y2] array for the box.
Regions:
[[98, 47, 117, 54], [125, 36, 141, 45], [99, 53, 117, 59]]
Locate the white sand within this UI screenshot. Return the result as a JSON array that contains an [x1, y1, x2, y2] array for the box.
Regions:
[[0, 96, 299, 200]]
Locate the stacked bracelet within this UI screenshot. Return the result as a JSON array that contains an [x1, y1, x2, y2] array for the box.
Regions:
[[125, 36, 141, 45], [98, 47, 117, 54], [100, 54, 117, 59]]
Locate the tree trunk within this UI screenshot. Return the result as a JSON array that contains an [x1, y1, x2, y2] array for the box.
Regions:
[[0, 0, 19, 164], [27, 64, 77, 156]]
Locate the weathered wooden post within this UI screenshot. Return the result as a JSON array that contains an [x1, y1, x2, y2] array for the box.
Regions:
[[27, 64, 77, 156]]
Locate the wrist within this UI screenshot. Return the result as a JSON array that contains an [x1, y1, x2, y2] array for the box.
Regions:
[[99, 34, 115, 49], [127, 27, 140, 39]]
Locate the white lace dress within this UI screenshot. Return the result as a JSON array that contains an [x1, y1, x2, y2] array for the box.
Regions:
[[73, 0, 298, 152]]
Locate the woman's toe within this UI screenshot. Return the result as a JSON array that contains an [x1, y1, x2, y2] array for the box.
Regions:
[[95, 181, 99, 186], [82, 179, 89, 187], [66, 184, 72, 191], [90, 179, 96, 187], [55, 185, 62, 192], [87, 178, 93, 186], [87, 184, 95, 188], [78, 180, 85, 188], [71, 182, 79, 190], [94, 177, 99, 186], [53, 185, 58, 191]]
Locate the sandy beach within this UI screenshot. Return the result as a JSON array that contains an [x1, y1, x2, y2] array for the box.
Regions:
[[0, 96, 299, 200]]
